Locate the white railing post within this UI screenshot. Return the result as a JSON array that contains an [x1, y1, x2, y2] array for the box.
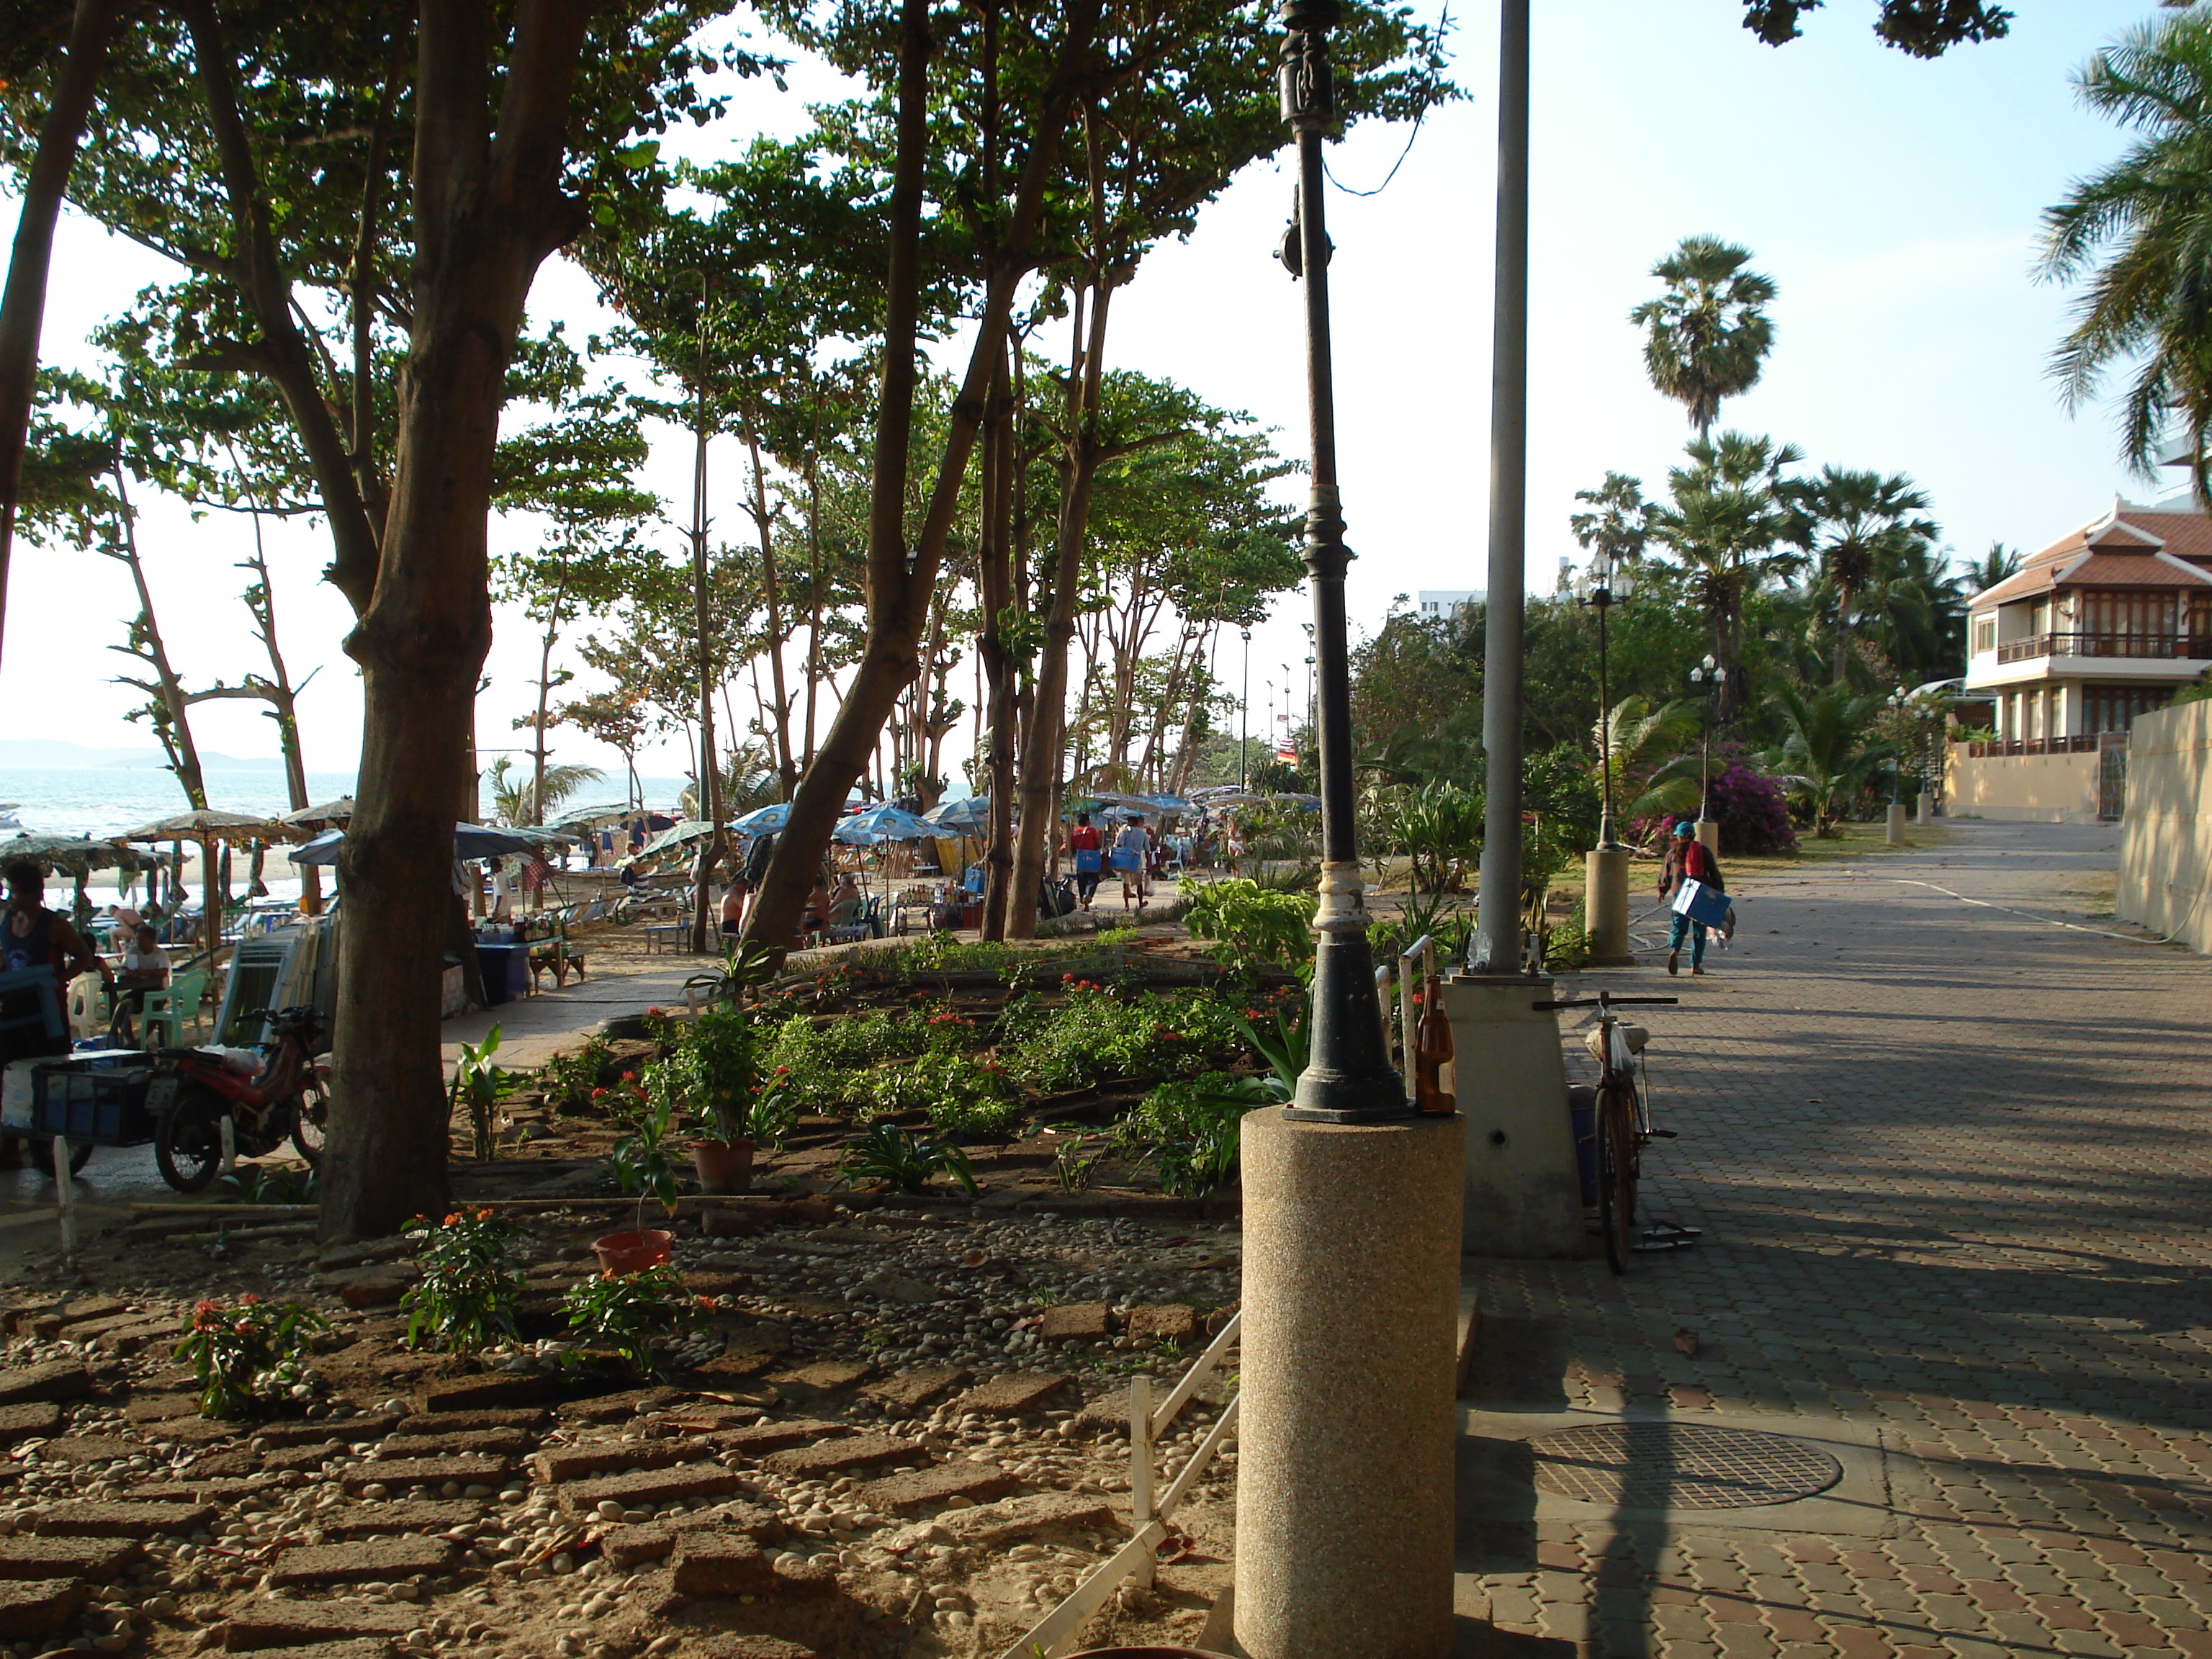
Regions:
[[1398, 933, 1433, 1093], [1128, 1377, 1155, 1589], [54, 1137, 76, 1259], [1374, 965, 1395, 1063]]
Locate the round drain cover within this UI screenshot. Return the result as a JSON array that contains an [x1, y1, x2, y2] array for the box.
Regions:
[[1527, 1421, 1842, 1510]]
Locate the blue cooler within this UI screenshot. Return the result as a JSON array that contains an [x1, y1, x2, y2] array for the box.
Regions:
[[1671, 878, 1732, 929]]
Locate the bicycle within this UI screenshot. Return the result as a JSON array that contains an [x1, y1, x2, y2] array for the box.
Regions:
[[1533, 990, 1680, 1274]]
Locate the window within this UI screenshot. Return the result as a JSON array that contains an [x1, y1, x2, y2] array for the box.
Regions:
[[1972, 618, 1996, 655], [2082, 686, 2170, 734], [2075, 589, 2174, 649]]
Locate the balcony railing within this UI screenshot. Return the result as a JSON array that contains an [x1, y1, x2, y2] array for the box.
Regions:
[[1961, 735, 2126, 758], [1995, 630, 2212, 663]]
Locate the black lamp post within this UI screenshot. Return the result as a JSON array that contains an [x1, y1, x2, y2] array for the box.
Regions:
[[1572, 549, 1637, 849], [1239, 627, 1252, 791], [1277, 0, 1403, 1122], [1889, 685, 1909, 806], [1688, 652, 1717, 822]]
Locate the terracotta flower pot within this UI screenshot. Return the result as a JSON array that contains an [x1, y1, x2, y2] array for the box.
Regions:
[[691, 1136, 755, 1195], [590, 1228, 673, 1277]]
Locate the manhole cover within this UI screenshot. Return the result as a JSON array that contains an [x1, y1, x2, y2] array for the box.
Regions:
[[1527, 1422, 1843, 1510]]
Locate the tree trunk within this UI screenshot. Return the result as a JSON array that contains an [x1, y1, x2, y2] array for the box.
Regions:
[[323, 0, 590, 1246], [104, 465, 210, 813], [0, 0, 122, 678], [1008, 275, 1112, 939], [742, 0, 1097, 961], [978, 348, 1017, 940], [688, 375, 721, 953], [746, 431, 796, 795]]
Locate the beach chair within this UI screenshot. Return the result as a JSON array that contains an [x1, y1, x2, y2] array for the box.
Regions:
[[140, 968, 209, 1048]]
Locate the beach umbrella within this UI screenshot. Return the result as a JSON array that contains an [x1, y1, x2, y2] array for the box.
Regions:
[[121, 809, 294, 936], [730, 802, 791, 835], [291, 822, 552, 868], [548, 801, 634, 830], [625, 818, 723, 864], [922, 796, 991, 835], [279, 796, 354, 830], [833, 804, 934, 845], [0, 832, 140, 878]]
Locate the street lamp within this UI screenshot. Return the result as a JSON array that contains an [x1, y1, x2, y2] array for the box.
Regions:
[[1571, 549, 1637, 849], [1688, 652, 1718, 838], [1886, 685, 1910, 845], [1240, 627, 1252, 791], [1232, 13, 1459, 1659]]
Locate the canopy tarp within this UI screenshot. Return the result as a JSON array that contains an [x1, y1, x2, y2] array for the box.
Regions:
[[292, 822, 554, 868]]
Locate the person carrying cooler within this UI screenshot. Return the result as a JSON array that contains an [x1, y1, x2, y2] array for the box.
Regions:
[[1066, 813, 1104, 912], [1, 860, 113, 1167], [1112, 814, 1152, 912], [1659, 820, 1725, 976]]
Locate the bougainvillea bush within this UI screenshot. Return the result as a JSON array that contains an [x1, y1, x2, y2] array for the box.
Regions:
[[1709, 763, 1797, 855]]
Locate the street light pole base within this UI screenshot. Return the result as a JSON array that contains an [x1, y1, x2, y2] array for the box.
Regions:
[[1694, 816, 1719, 855], [1234, 1109, 1464, 1659], [1886, 803, 1907, 845], [1585, 845, 1634, 966]]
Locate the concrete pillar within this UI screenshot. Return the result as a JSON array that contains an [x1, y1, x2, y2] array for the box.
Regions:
[[1234, 1109, 1464, 1659], [1694, 817, 1720, 855], [1442, 976, 1582, 1258], [1584, 845, 1632, 965], [1916, 790, 1933, 824], [1886, 802, 1907, 845]]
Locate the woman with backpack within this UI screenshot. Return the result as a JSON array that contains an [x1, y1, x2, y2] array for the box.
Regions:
[[1659, 820, 1725, 977]]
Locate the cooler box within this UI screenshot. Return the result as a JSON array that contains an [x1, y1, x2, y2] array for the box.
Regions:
[[1671, 878, 1731, 929], [29, 1059, 163, 1146]]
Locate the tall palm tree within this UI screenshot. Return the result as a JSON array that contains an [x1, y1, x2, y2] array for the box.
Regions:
[[1961, 541, 2021, 595], [2041, 12, 2212, 507], [1649, 431, 1804, 720], [1786, 467, 1938, 683], [1630, 236, 1779, 441], [1568, 470, 1653, 567]]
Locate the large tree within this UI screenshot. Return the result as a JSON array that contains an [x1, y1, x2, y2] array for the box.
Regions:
[[1630, 235, 1777, 444], [1784, 465, 1937, 683]]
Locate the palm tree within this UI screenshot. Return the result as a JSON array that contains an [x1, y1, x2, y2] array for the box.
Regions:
[[487, 756, 604, 828], [1786, 467, 1938, 682], [1764, 683, 1884, 836], [1961, 541, 2021, 595], [2041, 12, 2212, 507], [680, 741, 780, 820], [1649, 431, 1804, 720], [1568, 471, 1653, 567], [1591, 696, 1707, 840], [1630, 236, 1779, 441]]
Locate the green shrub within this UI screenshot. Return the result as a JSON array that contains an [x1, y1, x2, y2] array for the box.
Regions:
[[1123, 1071, 1270, 1197], [1182, 878, 1316, 982], [563, 1268, 708, 1381], [401, 1208, 523, 1355], [863, 1051, 1017, 1134], [173, 1296, 329, 1420]]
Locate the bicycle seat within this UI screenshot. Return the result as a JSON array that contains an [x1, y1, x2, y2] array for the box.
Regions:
[[1585, 1025, 1649, 1059]]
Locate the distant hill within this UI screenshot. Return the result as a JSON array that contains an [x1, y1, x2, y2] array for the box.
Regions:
[[0, 739, 287, 772]]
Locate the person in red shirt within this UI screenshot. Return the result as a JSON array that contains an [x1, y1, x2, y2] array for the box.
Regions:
[[1658, 821, 1725, 976], [1066, 814, 1104, 912]]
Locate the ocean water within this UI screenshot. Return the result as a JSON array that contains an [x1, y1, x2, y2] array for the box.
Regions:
[[0, 767, 360, 840]]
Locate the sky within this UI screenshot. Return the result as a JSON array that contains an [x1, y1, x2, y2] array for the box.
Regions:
[[0, 0, 2174, 798]]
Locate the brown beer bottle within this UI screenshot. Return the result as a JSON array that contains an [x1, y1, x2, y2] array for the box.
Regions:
[[1414, 974, 1455, 1113]]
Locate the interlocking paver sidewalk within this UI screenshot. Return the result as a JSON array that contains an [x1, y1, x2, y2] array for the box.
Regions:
[[1460, 822, 2212, 1658]]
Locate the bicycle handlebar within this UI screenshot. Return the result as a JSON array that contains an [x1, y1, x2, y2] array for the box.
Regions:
[[1532, 996, 1681, 1012]]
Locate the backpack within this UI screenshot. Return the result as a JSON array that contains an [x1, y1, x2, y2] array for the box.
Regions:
[[1681, 838, 1719, 888]]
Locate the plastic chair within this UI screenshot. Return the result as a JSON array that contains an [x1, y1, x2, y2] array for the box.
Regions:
[[140, 968, 208, 1048], [65, 973, 111, 1042]]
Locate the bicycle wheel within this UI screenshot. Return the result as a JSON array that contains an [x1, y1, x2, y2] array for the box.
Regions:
[[25, 1138, 94, 1178], [1596, 1081, 1640, 1275]]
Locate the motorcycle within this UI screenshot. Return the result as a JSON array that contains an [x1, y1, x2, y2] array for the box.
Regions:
[[150, 1005, 331, 1192]]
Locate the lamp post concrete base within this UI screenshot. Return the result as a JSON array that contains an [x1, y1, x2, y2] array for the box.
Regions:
[[1916, 790, 1933, 824], [1584, 845, 1632, 965], [1441, 975, 1581, 1258], [1694, 816, 1719, 855], [1886, 803, 1907, 845], [1233, 1109, 1464, 1659]]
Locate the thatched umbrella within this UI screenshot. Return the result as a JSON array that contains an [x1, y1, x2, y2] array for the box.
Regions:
[[120, 809, 293, 956], [276, 797, 351, 912]]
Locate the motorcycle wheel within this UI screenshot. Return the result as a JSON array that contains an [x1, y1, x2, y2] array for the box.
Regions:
[[155, 1088, 226, 1193], [24, 1138, 94, 1178], [290, 1070, 330, 1166]]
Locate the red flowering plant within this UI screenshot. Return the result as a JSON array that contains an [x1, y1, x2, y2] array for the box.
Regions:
[[172, 1294, 330, 1420], [400, 1207, 524, 1355]]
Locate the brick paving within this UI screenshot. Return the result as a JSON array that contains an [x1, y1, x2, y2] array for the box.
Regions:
[[1460, 822, 2212, 1658]]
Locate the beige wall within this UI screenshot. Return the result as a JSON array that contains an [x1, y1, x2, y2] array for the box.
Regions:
[[1944, 746, 2103, 824], [2116, 698, 2212, 956]]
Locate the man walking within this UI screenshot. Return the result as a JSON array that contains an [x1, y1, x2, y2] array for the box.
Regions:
[[1659, 821, 1725, 977]]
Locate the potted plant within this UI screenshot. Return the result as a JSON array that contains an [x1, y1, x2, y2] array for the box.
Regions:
[[683, 1003, 765, 1194], [595, 1067, 680, 1275]]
